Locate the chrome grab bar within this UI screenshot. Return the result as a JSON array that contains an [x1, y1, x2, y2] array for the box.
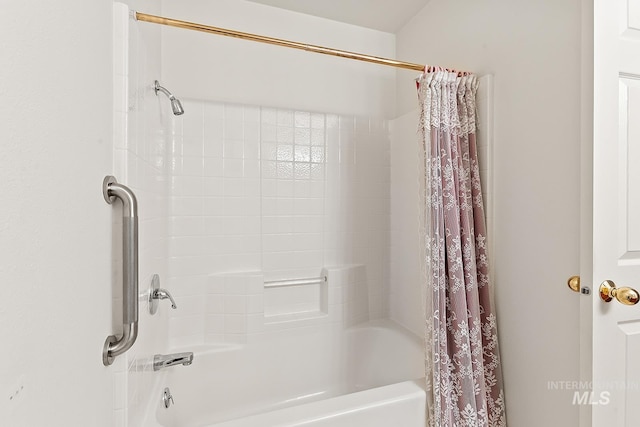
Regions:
[[264, 276, 327, 288], [102, 176, 139, 366]]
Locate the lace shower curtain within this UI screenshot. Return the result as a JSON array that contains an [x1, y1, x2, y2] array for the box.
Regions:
[[417, 70, 507, 427]]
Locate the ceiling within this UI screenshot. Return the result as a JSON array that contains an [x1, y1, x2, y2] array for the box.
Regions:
[[245, 0, 430, 33]]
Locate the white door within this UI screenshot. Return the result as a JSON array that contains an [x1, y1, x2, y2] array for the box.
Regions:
[[593, 0, 640, 425]]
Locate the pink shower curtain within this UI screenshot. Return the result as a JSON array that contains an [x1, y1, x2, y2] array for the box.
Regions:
[[417, 70, 506, 427]]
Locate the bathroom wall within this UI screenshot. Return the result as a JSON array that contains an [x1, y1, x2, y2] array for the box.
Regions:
[[0, 1, 589, 427], [159, 0, 396, 118], [0, 1, 115, 426], [393, 0, 583, 425], [155, 0, 396, 348], [165, 98, 390, 348]]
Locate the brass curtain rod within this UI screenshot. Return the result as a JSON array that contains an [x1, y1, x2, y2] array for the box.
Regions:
[[135, 12, 427, 72]]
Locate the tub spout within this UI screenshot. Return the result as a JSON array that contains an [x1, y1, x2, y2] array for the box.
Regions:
[[153, 352, 194, 371]]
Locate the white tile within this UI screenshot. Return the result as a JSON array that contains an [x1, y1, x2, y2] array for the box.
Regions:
[[182, 100, 204, 137], [241, 234, 261, 252], [206, 295, 224, 314], [294, 146, 311, 162], [262, 160, 278, 179], [245, 179, 261, 197], [311, 146, 325, 163], [294, 111, 310, 128], [244, 123, 260, 143], [204, 177, 224, 196], [224, 122, 244, 142], [167, 276, 205, 297], [171, 197, 202, 216], [202, 217, 224, 238], [246, 294, 264, 314], [244, 159, 260, 178], [204, 132, 224, 157], [224, 295, 247, 314], [277, 110, 293, 127], [244, 105, 260, 123], [222, 216, 246, 235], [175, 294, 205, 316], [276, 162, 294, 179], [182, 135, 204, 157], [205, 314, 225, 333], [225, 276, 248, 294], [205, 333, 225, 344], [203, 157, 224, 177], [224, 314, 247, 334], [208, 275, 226, 294], [225, 104, 244, 122], [169, 236, 205, 257], [169, 216, 202, 237], [294, 163, 310, 180], [277, 127, 294, 144], [169, 315, 204, 339], [295, 128, 311, 145], [223, 178, 244, 197], [203, 197, 224, 216], [261, 108, 277, 125], [223, 158, 244, 178], [169, 256, 210, 277], [223, 139, 244, 159], [204, 101, 224, 121], [277, 180, 294, 198], [261, 124, 277, 142], [171, 176, 202, 197], [310, 113, 325, 129]]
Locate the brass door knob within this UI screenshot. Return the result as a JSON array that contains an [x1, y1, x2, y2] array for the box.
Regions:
[[599, 280, 640, 305]]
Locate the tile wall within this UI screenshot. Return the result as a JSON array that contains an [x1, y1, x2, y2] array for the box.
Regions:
[[166, 99, 390, 347]]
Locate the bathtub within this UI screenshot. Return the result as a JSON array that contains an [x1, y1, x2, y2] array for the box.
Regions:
[[145, 319, 425, 427]]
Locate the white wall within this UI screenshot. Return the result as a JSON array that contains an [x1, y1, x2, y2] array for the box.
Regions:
[[394, 1, 583, 426], [150, 0, 396, 347], [164, 99, 390, 348], [389, 109, 421, 337], [0, 1, 114, 426], [159, 0, 396, 118]]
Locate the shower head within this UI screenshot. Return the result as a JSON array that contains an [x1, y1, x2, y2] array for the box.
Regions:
[[169, 97, 184, 116], [154, 80, 184, 116]]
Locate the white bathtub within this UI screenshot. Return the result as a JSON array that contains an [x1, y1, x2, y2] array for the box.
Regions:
[[145, 320, 425, 427]]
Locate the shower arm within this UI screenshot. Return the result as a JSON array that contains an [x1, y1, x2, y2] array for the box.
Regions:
[[102, 176, 139, 366], [155, 81, 176, 100]]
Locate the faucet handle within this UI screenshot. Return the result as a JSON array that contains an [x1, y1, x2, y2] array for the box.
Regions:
[[149, 274, 177, 315], [154, 289, 177, 309], [163, 387, 174, 408]]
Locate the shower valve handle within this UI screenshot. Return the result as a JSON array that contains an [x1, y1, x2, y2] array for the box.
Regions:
[[154, 288, 177, 309], [149, 274, 177, 314]]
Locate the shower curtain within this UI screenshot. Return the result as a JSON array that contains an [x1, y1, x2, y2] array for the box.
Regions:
[[417, 69, 506, 427]]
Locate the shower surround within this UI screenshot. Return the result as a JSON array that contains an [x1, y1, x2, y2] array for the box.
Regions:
[[166, 99, 392, 348], [114, 2, 430, 426]]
